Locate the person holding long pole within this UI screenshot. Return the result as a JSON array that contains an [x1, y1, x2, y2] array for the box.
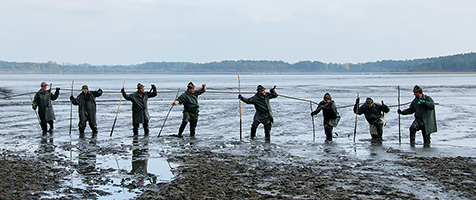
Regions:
[[70, 85, 103, 138], [311, 93, 339, 142], [171, 82, 206, 138], [32, 82, 60, 134], [122, 83, 157, 136], [238, 85, 278, 142]]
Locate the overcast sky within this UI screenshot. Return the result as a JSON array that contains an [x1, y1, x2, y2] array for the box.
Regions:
[[1, 0, 475, 65]]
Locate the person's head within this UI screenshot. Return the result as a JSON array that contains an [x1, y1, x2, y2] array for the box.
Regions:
[[81, 85, 89, 94], [40, 82, 47, 92], [257, 85, 266, 96], [187, 82, 195, 93], [413, 85, 423, 99], [365, 97, 374, 108], [137, 83, 145, 94], [323, 93, 332, 103]]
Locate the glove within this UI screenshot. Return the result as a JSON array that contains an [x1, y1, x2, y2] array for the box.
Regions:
[[311, 110, 317, 116], [32, 105, 37, 110], [355, 98, 360, 104], [270, 85, 276, 93], [151, 84, 157, 90], [238, 94, 243, 99], [55, 87, 60, 92], [397, 109, 402, 114], [121, 88, 125, 93], [417, 99, 426, 104], [70, 95, 74, 101]]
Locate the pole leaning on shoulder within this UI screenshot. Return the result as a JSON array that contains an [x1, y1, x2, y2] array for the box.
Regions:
[[69, 80, 74, 135], [238, 75, 242, 141], [158, 88, 181, 137], [110, 80, 125, 137], [353, 92, 359, 143], [27, 90, 41, 127]]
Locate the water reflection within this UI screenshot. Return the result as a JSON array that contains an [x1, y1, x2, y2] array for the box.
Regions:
[[77, 134, 98, 176], [38, 135, 54, 154], [130, 135, 157, 185]]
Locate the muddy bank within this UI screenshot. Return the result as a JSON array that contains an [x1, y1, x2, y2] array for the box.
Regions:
[[135, 139, 476, 200]]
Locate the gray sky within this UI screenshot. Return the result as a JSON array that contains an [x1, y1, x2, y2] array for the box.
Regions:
[[1, 0, 475, 65]]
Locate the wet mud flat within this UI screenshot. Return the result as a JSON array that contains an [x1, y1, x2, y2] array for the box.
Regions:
[[1, 137, 476, 199]]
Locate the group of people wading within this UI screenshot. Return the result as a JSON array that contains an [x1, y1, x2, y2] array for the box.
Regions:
[[31, 81, 437, 147]]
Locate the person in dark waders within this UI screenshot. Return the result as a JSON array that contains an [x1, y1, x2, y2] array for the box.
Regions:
[[33, 82, 60, 135], [70, 85, 103, 138], [239, 85, 278, 142], [354, 97, 390, 142], [171, 82, 206, 138], [311, 93, 339, 142], [122, 83, 157, 136], [398, 85, 437, 147]]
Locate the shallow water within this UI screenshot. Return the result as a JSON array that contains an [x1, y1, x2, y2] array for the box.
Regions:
[[0, 73, 475, 199]]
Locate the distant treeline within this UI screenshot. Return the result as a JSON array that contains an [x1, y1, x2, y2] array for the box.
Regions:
[[1, 52, 475, 74]]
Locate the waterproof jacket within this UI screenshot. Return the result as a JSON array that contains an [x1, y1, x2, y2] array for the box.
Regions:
[[176, 87, 206, 113], [312, 100, 337, 124], [354, 103, 390, 124], [71, 89, 103, 124], [33, 89, 59, 122], [401, 94, 437, 134], [241, 89, 278, 124], [122, 88, 157, 124]]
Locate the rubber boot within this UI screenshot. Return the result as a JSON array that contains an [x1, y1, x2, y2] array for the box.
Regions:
[[371, 134, 378, 141], [189, 120, 197, 137], [325, 125, 333, 141], [48, 121, 54, 133], [376, 126, 383, 141], [41, 123, 48, 135], [143, 122, 149, 136], [133, 129, 139, 136], [423, 132, 431, 148], [91, 126, 98, 135], [410, 126, 417, 147], [264, 123, 271, 142], [250, 125, 257, 139], [177, 122, 187, 138], [79, 128, 85, 139]]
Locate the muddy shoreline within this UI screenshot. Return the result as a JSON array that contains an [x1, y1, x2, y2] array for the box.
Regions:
[[2, 137, 475, 200]]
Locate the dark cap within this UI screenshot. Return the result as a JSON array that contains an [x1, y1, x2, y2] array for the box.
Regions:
[[257, 85, 266, 92], [365, 98, 374, 106], [323, 93, 331, 101], [81, 85, 88, 91], [137, 83, 144, 89], [187, 82, 195, 88], [413, 85, 423, 93]]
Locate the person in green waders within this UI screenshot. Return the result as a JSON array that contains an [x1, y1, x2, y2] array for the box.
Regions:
[[70, 85, 103, 137], [398, 85, 437, 147], [171, 82, 206, 138], [122, 83, 157, 136], [239, 85, 278, 142], [33, 82, 60, 135]]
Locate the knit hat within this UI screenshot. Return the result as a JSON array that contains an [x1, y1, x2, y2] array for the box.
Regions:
[[257, 85, 266, 92], [413, 85, 423, 93], [187, 82, 195, 88], [81, 85, 88, 91], [323, 93, 331, 101], [137, 83, 144, 89], [365, 98, 374, 106], [40, 82, 47, 87]]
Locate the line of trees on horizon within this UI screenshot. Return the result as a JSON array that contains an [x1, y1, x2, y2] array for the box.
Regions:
[[1, 52, 475, 74]]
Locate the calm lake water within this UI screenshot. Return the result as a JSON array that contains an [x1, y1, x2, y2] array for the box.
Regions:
[[0, 73, 475, 199]]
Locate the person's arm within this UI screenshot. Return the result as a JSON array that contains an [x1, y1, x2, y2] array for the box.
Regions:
[[51, 87, 60, 101]]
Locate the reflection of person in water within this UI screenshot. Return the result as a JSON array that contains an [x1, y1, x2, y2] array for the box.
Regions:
[[130, 135, 156, 185], [38, 136, 54, 154], [77, 135, 98, 176]]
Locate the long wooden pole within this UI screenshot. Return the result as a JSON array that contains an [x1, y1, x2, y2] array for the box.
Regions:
[[48, 83, 52, 107], [310, 101, 315, 141], [69, 80, 74, 135], [398, 85, 401, 144], [27, 90, 41, 126], [158, 88, 181, 137], [110, 80, 125, 137], [353, 92, 359, 142], [238, 75, 242, 141]]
